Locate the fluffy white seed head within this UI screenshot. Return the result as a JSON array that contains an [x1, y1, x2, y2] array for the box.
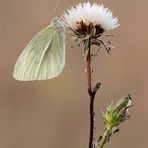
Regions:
[[62, 2, 119, 36]]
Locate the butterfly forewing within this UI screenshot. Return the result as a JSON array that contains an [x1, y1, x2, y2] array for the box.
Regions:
[[13, 17, 65, 81]]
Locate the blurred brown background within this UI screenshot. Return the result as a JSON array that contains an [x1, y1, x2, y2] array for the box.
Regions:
[[0, 0, 147, 147]]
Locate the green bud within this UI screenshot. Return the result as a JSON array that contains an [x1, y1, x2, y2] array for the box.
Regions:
[[104, 95, 132, 127]]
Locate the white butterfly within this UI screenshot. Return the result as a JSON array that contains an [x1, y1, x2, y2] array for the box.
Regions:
[[13, 17, 65, 81]]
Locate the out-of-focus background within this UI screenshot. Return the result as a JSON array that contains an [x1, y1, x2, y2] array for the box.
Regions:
[[0, 0, 147, 147]]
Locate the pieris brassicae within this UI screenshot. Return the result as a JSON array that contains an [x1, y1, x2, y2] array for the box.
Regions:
[[13, 17, 65, 81]]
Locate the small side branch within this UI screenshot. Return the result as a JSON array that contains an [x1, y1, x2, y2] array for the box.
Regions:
[[92, 82, 101, 98]]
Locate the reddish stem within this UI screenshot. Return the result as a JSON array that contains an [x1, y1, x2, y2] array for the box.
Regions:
[[86, 45, 94, 148], [85, 40, 101, 148], [86, 48, 92, 96]]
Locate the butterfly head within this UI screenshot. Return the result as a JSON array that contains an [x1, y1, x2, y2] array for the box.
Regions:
[[51, 17, 64, 29]]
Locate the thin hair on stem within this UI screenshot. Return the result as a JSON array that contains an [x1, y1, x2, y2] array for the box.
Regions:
[[51, 0, 61, 18]]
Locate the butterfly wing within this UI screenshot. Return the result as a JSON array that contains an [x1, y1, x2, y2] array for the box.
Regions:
[[13, 17, 65, 81]]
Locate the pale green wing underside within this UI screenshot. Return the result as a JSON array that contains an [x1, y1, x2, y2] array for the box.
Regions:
[[13, 17, 65, 81]]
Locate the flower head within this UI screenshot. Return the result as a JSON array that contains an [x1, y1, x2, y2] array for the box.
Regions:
[[62, 2, 119, 38], [103, 95, 132, 127]]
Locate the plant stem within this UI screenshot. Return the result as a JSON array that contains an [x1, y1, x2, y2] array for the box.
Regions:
[[85, 43, 101, 148], [86, 46, 92, 96], [89, 95, 94, 148], [86, 44, 93, 148], [98, 125, 113, 148]]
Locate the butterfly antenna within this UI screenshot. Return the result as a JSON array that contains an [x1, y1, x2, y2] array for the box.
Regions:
[[52, 0, 61, 18]]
